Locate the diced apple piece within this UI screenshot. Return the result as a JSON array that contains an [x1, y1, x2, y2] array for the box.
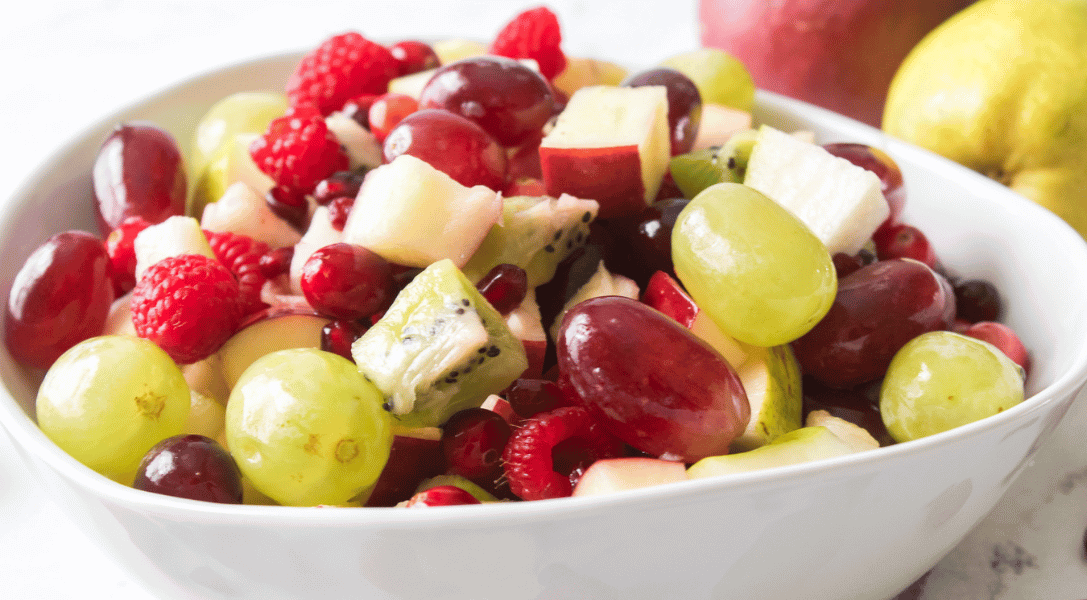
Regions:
[[549, 260, 639, 342], [431, 38, 488, 64], [388, 68, 437, 100], [218, 306, 333, 389], [288, 205, 343, 294], [572, 457, 687, 497], [201, 181, 304, 250], [341, 154, 502, 268], [686, 426, 854, 479], [540, 85, 670, 218], [505, 288, 547, 379], [480, 394, 519, 425], [743, 125, 889, 255], [133, 216, 215, 280], [805, 409, 880, 453], [552, 57, 628, 98], [325, 112, 383, 169], [692, 103, 753, 151]]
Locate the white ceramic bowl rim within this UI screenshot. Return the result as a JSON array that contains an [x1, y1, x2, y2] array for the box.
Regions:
[[3, 50, 1087, 529]]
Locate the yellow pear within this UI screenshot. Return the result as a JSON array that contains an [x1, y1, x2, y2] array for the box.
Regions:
[[883, 0, 1087, 237]]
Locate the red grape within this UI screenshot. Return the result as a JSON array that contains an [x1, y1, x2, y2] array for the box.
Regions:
[[92, 122, 186, 235], [953, 278, 1002, 323], [301, 243, 394, 320], [556, 296, 750, 462], [791, 258, 957, 389], [134, 434, 243, 504], [418, 56, 555, 147], [383, 109, 507, 190], [5, 231, 114, 369], [622, 67, 702, 155]]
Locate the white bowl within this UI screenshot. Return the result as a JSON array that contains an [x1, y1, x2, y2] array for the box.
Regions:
[[3, 52, 1087, 600]]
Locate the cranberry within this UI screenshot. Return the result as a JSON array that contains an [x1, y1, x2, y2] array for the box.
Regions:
[[301, 243, 394, 321], [389, 40, 440, 76]]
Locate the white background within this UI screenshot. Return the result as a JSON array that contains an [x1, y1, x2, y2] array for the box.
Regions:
[[2, 2, 1086, 598]]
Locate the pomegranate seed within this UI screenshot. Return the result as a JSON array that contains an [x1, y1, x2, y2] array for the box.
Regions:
[[313, 170, 365, 206], [441, 407, 512, 483], [321, 319, 367, 362], [259, 246, 294, 279], [475, 264, 528, 315], [327, 196, 355, 231], [404, 485, 481, 508]]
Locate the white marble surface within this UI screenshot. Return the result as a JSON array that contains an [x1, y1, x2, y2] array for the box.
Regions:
[[1, 2, 1086, 599]]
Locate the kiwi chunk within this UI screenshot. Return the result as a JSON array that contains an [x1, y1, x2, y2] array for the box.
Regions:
[[461, 194, 599, 287], [669, 129, 758, 198], [353, 259, 528, 428]]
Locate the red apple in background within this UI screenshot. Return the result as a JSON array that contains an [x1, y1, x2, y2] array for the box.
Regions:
[[699, 0, 975, 127]]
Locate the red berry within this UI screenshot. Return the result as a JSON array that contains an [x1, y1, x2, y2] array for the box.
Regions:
[[872, 223, 938, 268], [441, 408, 512, 483], [502, 405, 624, 501], [389, 40, 440, 76], [204, 230, 272, 317], [320, 319, 367, 362], [104, 216, 152, 296], [963, 321, 1031, 375], [327, 195, 355, 232], [313, 170, 365, 206], [475, 263, 528, 316], [259, 246, 294, 279], [490, 6, 568, 80], [285, 32, 399, 116], [250, 112, 349, 195], [131, 254, 243, 364], [368, 93, 419, 142], [404, 485, 481, 508]]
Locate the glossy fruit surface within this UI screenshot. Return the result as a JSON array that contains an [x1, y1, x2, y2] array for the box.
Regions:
[[823, 142, 906, 229], [953, 278, 1002, 323], [792, 259, 956, 389], [659, 48, 755, 111], [92, 122, 186, 235], [301, 243, 394, 321], [418, 55, 555, 147], [5, 231, 114, 369], [672, 183, 836, 346], [623, 67, 703, 155], [441, 407, 511, 482], [383, 109, 507, 190], [597, 197, 689, 288], [35, 336, 190, 482], [368, 93, 419, 142], [880, 331, 1024, 442], [872, 223, 937, 268], [134, 434, 243, 504], [389, 40, 440, 76], [556, 296, 749, 461], [404, 484, 482, 507], [474, 263, 528, 316], [225, 348, 393, 506]]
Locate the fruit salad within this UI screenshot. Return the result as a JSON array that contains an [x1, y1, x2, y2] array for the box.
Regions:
[[5, 6, 1030, 508]]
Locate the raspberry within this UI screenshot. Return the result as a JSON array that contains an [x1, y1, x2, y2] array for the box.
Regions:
[[249, 111, 349, 195], [104, 215, 152, 297], [204, 230, 271, 316], [490, 7, 567, 80], [131, 254, 243, 364], [501, 405, 624, 500], [286, 32, 399, 116]]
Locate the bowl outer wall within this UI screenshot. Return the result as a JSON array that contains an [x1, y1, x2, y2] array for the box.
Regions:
[[2, 51, 1087, 600]]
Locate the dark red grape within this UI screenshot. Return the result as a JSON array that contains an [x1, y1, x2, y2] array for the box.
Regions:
[[475, 264, 528, 315], [556, 296, 750, 462], [301, 243, 394, 320], [418, 56, 554, 147], [953, 279, 1002, 323], [595, 197, 690, 288], [383, 109, 507, 190], [791, 258, 957, 389], [441, 408, 512, 482], [622, 67, 702, 155], [92, 122, 186, 235], [5, 231, 114, 369], [134, 434, 242, 504]]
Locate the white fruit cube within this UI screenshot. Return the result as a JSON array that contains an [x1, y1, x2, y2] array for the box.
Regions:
[[572, 457, 687, 497], [743, 125, 889, 255], [134, 216, 216, 280], [539, 85, 670, 219], [341, 154, 502, 269], [325, 112, 383, 169], [201, 181, 303, 250], [692, 103, 753, 151], [288, 205, 343, 294]]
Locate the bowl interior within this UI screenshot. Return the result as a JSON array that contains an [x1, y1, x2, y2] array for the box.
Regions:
[[2, 51, 1087, 515]]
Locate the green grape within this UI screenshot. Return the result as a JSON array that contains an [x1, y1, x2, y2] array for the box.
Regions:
[[35, 335, 191, 483], [880, 331, 1025, 442], [188, 91, 287, 216], [660, 49, 756, 111], [225, 348, 393, 507], [671, 182, 836, 347]]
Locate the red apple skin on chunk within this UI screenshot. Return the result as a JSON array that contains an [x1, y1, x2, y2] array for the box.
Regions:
[[364, 433, 445, 507], [556, 296, 749, 462], [540, 145, 646, 219]]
